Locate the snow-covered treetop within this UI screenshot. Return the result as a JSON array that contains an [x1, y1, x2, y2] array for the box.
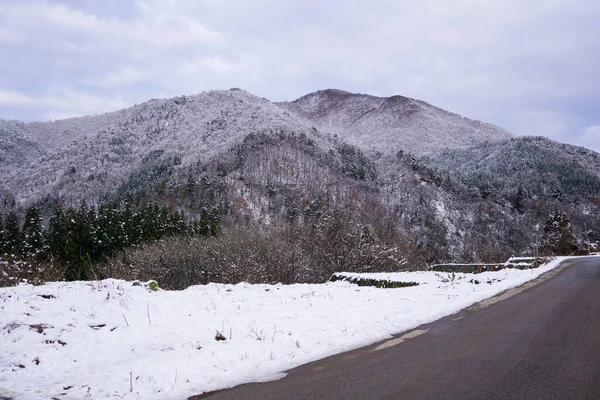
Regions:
[[278, 88, 513, 156]]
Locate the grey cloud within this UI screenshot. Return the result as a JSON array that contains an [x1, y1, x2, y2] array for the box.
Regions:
[[0, 0, 598, 153]]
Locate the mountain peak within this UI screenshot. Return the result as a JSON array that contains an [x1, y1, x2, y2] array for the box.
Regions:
[[1, 87, 515, 207], [280, 89, 512, 156], [315, 88, 352, 96]]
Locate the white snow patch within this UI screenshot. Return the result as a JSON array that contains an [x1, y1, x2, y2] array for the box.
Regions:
[[0, 257, 574, 399]]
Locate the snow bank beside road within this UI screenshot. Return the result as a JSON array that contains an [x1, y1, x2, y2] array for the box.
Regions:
[[0, 257, 568, 399]]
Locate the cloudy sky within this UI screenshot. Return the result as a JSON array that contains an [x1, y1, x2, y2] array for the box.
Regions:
[[0, 0, 599, 151]]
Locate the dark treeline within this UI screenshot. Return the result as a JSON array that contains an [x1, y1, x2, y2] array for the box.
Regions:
[[0, 193, 596, 290], [0, 195, 218, 284], [97, 202, 593, 290], [100, 203, 408, 290], [0, 191, 412, 289], [2, 132, 599, 290]]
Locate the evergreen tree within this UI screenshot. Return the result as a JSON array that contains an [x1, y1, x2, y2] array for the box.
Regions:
[[62, 203, 96, 280], [199, 206, 220, 236], [119, 194, 135, 247], [39, 194, 209, 281], [46, 205, 73, 276], [511, 186, 526, 213], [140, 202, 162, 241], [542, 210, 578, 255], [0, 214, 5, 254], [22, 204, 44, 257], [46, 203, 96, 280], [95, 202, 118, 258], [173, 210, 188, 235], [3, 212, 21, 257]]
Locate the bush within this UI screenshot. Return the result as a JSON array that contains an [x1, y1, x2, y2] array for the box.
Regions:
[[97, 228, 313, 289], [97, 218, 409, 288], [0, 255, 65, 287]]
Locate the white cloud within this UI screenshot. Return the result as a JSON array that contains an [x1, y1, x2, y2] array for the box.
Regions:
[[577, 126, 600, 152], [41, 88, 131, 118], [0, 26, 24, 44], [0, 0, 598, 152], [0, 87, 130, 120], [179, 53, 261, 77], [0, 1, 222, 49], [90, 67, 152, 88], [200, 56, 245, 74], [0, 90, 35, 106], [0, 2, 102, 34]]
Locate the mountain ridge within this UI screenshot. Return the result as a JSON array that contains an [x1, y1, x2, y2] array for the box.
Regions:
[[1, 88, 599, 266], [0, 88, 515, 206], [278, 88, 513, 156]]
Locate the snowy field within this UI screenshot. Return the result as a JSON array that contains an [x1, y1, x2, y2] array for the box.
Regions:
[[0, 257, 571, 399]]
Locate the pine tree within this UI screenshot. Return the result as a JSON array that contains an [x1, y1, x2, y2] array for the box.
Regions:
[[0, 214, 5, 255], [140, 202, 161, 241], [46, 205, 71, 272], [3, 212, 21, 257], [199, 206, 220, 236], [512, 186, 526, 213], [62, 203, 96, 281], [174, 210, 188, 235], [119, 194, 135, 248], [39, 194, 205, 281], [22, 204, 44, 257], [542, 210, 578, 255], [95, 202, 116, 257]]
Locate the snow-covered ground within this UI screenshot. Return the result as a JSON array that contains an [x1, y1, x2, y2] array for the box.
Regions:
[[0, 257, 571, 399]]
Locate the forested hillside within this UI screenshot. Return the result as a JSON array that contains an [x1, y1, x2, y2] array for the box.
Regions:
[[1, 89, 599, 287], [278, 89, 512, 156], [424, 136, 600, 201]]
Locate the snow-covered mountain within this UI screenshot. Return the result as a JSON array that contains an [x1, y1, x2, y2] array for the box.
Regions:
[[278, 89, 512, 156], [0, 89, 330, 205], [0, 88, 512, 206], [0, 120, 43, 169], [425, 136, 600, 201], [1, 88, 599, 264]]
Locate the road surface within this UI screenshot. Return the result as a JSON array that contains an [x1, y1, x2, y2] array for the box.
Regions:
[[192, 257, 600, 400]]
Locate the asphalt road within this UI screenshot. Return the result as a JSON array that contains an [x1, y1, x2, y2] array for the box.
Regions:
[[192, 257, 600, 400]]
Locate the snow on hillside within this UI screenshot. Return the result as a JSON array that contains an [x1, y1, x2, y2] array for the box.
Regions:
[[0, 258, 568, 399], [424, 136, 600, 200], [1, 87, 515, 206], [279, 89, 512, 156], [0, 89, 331, 205], [0, 120, 43, 169]]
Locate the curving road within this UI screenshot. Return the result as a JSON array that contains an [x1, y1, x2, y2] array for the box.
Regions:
[[192, 257, 600, 400]]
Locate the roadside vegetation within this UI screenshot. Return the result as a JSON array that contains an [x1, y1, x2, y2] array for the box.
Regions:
[[1, 190, 596, 289]]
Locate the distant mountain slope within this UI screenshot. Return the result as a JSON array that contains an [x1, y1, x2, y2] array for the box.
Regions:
[[1, 88, 600, 266], [0, 120, 43, 168], [278, 89, 513, 156], [424, 136, 600, 201], [0, 88, 517, 206], [0, 89, 331, 205]]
